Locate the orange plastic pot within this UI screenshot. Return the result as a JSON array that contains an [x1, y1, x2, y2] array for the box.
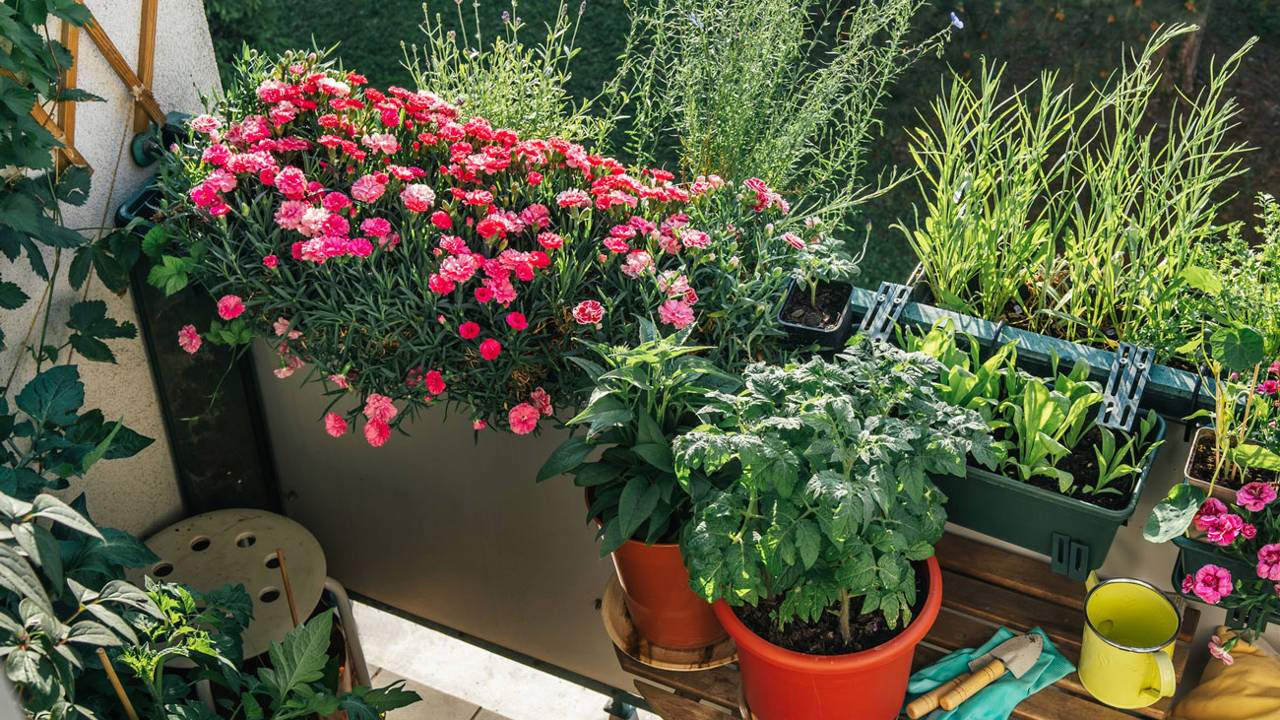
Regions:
[[611, 538, 728, 649], [715, 556, 942, 720]]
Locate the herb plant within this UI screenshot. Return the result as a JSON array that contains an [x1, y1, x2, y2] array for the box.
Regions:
[[901, 25, 1252, 363], [609, 0, 953, 221], [537, 324, 739, 555], [673, 338, 993, 645], [407, 0, 610, 145], [905, 322, 1162, 497]]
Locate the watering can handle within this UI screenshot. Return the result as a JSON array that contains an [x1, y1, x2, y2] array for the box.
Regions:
[[1140, 651, 1177, 702]]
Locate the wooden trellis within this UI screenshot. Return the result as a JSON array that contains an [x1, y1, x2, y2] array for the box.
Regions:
[[39, 0, 165, 172]]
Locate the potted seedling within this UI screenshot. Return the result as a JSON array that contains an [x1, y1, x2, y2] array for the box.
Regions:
[[672, 337, 994, 720], [906, 321, 1165, 575], [538, 324, 740, 650]]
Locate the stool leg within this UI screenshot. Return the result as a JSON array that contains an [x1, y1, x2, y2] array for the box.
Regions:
[[604, 698, 637, 719], [324, 577, 372, 687]]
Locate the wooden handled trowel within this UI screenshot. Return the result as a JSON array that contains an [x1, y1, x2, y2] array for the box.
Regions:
[[904, 633, 1044, 718]]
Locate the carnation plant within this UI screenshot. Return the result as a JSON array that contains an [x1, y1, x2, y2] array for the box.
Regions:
[[147, 52, 858, 445], [536, 323, 740, 554], [1177, 485, 1280, 666], [673, 338, 994, 644]]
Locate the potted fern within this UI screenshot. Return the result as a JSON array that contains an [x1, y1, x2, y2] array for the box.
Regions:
[[538, 324, 740, 650], [673, 338, 994, 720]]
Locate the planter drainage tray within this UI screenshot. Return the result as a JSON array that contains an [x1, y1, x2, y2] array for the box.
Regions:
[[612, 533, 1200, 719]]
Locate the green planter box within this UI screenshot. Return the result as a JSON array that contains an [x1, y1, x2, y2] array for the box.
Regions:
[[931, 415, 1167, 580], [849, 285, 1213, 421]]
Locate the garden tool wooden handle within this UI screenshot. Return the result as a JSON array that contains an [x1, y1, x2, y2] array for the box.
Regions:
[[940, 658, 1006, 710], [905, 674, 968, 718]]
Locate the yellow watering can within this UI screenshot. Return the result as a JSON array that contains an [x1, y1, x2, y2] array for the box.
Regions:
[[1079, 574, 1181, 709]]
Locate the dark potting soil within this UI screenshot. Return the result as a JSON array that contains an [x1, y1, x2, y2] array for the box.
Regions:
[[1188, 433, 1279, 490], [733, 562, 928, 656], [781, 281, 848, 331]]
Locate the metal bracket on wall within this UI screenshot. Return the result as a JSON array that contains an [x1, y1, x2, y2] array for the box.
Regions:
[[1096, 343, 1155, 432], [858, 282, 911, 343], [604, 699, 638, 720], [1051, 532, 1090, 581]]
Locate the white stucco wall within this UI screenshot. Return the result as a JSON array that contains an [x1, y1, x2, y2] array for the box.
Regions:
[[0, 0, 221, 536]]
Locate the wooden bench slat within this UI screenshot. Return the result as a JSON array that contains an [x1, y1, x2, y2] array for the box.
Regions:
[[936, 534, 1087, 610], [616, 647, 740, 709], [635, 681, 736, 719], [941, 569, 1084, 652]]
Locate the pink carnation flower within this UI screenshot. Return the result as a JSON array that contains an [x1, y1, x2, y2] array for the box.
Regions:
[[1236, 482, 1277, 512], [351, 174, 387, 203], [529, 387, 552, 416], [459, 322, 481, 339], [1192, 564, 1233, 604], [1209, 635, 1234, 666], [572, 300, 603, 325], [424, 370, 446, 395], [363, 393, 398, 423], [472, 419, 487, 430], [263, 254, 278, 268], [216, 295, 245, 320], [1205, 513, 1246, 547], [364, 418, 390, 447], [324, 413, 347, 437], [1258, 543, 1280, 581], [327, 373, 349, 389], [659, 299, 695, 329], [479, 338, 502, 361], [178, 325, 201, 354], [506, 312, 528, 331], [782, 232, 805, 250], [400, 183, 436, 212], [508, 403, 540, 435], [1193, 497, 1228, 531]]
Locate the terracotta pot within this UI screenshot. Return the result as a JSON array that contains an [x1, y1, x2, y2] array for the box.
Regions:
[[716, 556, 943, 720], [611, 538, 728, 649], [587, 491, 726, 649]]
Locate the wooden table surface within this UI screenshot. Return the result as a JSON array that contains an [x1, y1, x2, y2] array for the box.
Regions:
[[617, 533, 1201, 720]]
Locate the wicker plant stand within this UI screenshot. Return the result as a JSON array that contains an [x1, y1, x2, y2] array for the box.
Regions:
[[611, 533, 1201, 720]]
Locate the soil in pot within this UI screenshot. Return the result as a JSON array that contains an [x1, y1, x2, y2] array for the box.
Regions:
[[1188, 431, 1279, 490], [734, 561, 927, 656], [781, 280, 849, 331]]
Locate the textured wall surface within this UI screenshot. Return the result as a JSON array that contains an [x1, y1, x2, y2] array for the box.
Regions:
[[0, 0, 220, 537]]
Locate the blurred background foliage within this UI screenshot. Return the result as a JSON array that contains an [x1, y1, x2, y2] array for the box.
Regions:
[[202, 0, 1280, 283]]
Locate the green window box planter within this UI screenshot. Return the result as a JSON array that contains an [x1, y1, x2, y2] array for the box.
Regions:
[[849, 284, 1213, 421], [931, 414, 1167, 580]]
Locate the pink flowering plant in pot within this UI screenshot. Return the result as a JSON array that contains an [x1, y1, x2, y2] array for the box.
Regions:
[[145, 51, 857, 446], [1175, 481, 1280, 665]]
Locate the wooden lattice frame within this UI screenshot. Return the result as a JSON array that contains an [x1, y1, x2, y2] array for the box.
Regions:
[[40, 0, 166, 172]]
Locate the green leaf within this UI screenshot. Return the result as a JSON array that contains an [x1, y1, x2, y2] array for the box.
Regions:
[[65, 621, 120, 647], [632, 442, 674, 474], [1143, 484, 1207, 543], [12, 522, 62, 588], [536, 435, 593, 483], [140, 225, 168, 259], [1210, 327, 1266, 372], [795, 520, 820, 569], [0, 281, 27, 310], [16, 365, 83, 427], [617, 478, 659, 540], [259, 610, 333, 699], [0, 544, 52, 617], [146, 255, 190, 296], [31, 494, 102, 539], [568, 396, 633, 436], [1231, 445, 1280, 472], [1178, 265, 1223, 295], [80, 417, 124, 472], [54, 166, 90, 206], [34, 216, 87, 248]]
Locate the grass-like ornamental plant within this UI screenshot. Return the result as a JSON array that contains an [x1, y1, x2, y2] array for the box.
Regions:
[[901, 25, 1253, 363], [673, 338, 994, 648], [537, 324, 740, 554], [149, 52, 858, 444]]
